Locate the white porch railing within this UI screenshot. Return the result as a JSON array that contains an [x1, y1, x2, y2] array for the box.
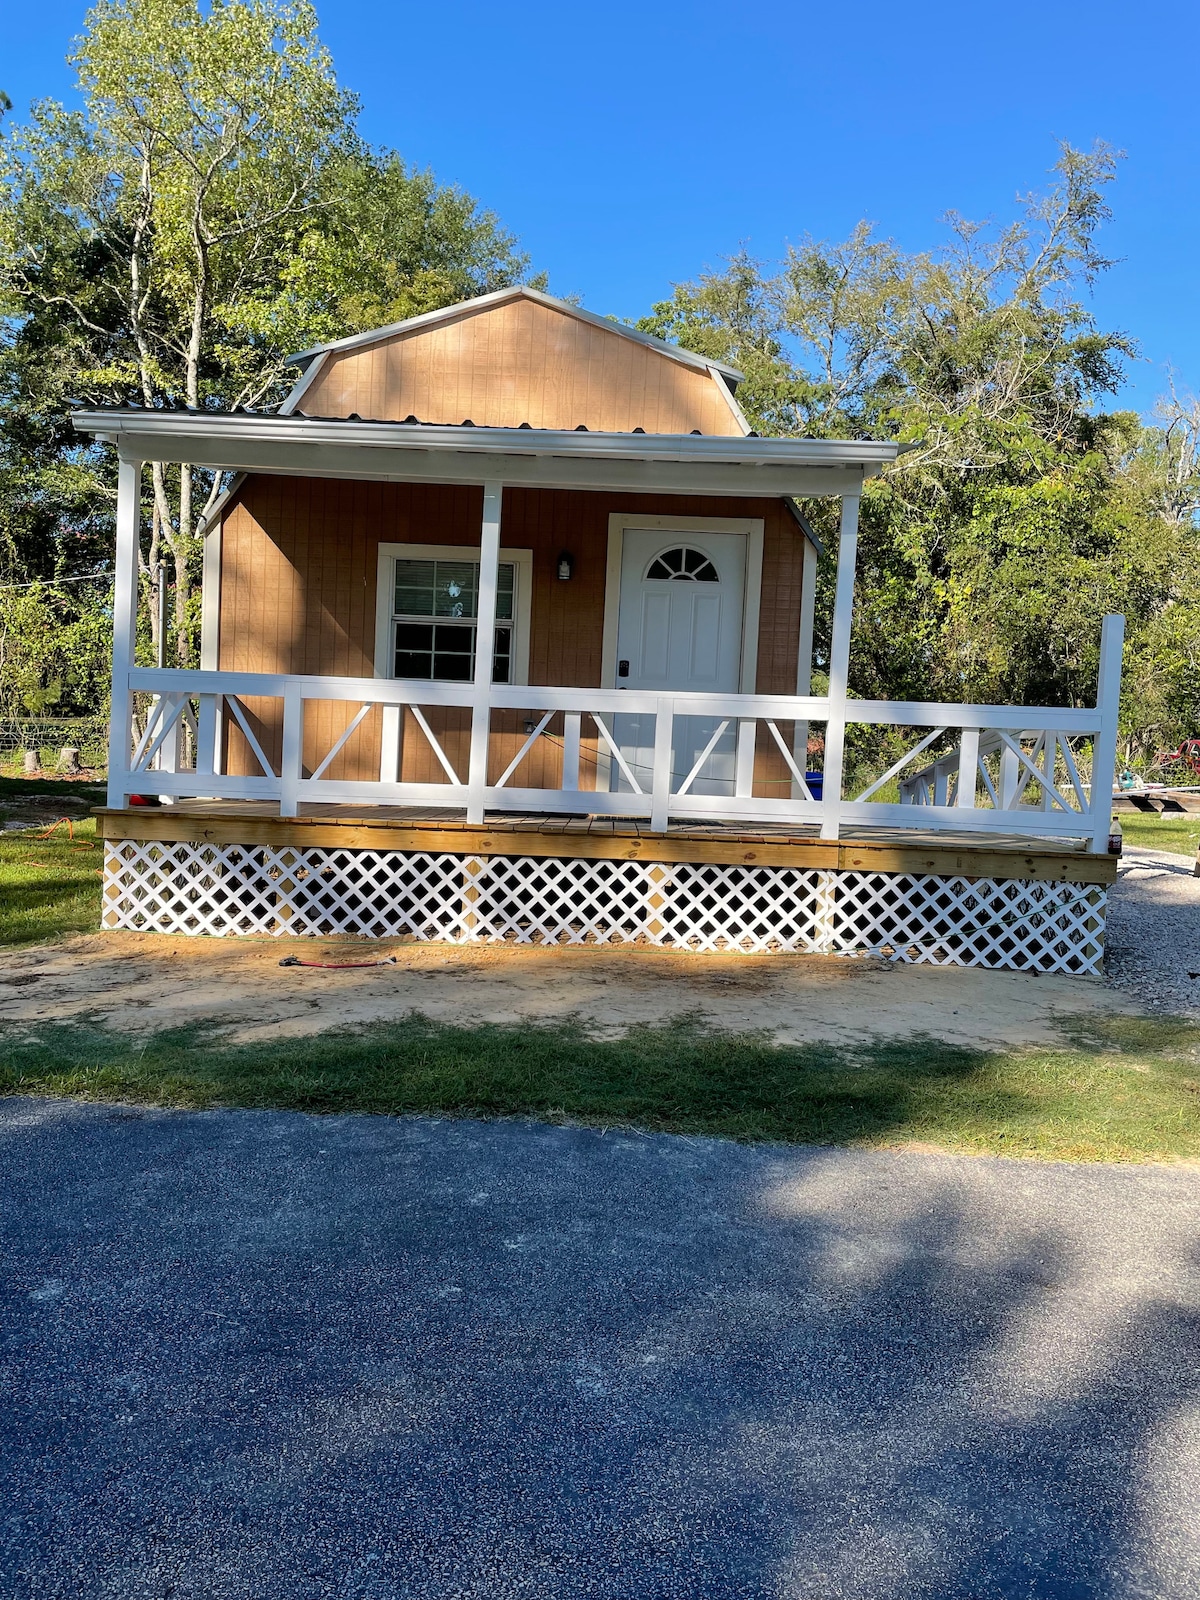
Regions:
[[110, 615, 1124, 855]]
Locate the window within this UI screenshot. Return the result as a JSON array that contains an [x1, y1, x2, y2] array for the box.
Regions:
[[391, 557, 515, 683], [645, 546, 719, 582]]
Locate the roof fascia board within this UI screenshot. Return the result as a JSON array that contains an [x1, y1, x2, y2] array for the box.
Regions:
[[519, 289, 745, 384], [286, 286, 525, 363], [196, 470, 247, 537], [708, 366, 752, 436], [284, 285, 745, 385], [72, 411, 899, 470], [277, 350, 329, 416], [132, 446, 865, 499], [73, 420, 870, 499]]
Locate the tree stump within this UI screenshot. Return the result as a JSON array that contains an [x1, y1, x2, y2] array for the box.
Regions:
[[57, 747, 82, 774], [22, 750, 39, 776]]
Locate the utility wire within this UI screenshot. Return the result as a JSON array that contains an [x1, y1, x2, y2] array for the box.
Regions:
[[0, 570, 113, 592]]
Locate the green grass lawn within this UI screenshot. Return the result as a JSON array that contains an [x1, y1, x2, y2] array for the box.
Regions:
[[1, 1011, 1198, 1164], [0, 790, 105, 945], [1117, 809, 1200, 857]]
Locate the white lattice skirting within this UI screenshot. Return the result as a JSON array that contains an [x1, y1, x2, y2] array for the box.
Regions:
[[102, 840, 1108, 973]]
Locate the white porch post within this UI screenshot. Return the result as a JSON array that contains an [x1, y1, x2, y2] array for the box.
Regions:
[[106, 457, 142, 809], [197, 516, 223, 778], [1089, 612, 1125, 854], [467, 482, 503, 824], [793, 536, 819, 796], [819, 490, 860, 840]]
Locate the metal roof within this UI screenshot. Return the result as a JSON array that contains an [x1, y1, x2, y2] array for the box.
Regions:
[[72, 407, 900, 502], [74, 406, 899, 464]]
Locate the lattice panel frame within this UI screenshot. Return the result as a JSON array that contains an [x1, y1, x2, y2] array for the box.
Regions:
[[103, 841, 1107, 973], [830, 872, 1106, 973]]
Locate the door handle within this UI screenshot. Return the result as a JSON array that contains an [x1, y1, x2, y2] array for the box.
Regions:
[[618, 659, 630, 678]]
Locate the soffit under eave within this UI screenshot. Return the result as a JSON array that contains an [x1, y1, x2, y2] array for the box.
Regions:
[[107, 436, 870, 499]]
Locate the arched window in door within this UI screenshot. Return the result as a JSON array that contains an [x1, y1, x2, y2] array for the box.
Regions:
[[645, 546, 719, 582]]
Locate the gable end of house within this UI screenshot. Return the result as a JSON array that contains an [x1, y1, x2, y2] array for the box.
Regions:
[[280, 286, 750, 437]]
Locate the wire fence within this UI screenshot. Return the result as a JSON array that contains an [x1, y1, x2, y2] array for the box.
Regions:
[[0, 715, 110, 775]]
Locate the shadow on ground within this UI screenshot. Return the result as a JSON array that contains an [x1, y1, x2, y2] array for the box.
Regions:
[[2, 1099, 1198, 1598], [2, 1008, 1199, 1160]]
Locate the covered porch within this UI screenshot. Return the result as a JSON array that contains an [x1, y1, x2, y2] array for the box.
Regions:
[[78, 408, 1123, 856], [75, 406, 1122, 971]]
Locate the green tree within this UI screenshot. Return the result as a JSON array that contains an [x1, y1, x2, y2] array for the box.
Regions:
[[0, 578, 112, 728], [641, 144, 1200, 760], [0, 0, 534, 674]]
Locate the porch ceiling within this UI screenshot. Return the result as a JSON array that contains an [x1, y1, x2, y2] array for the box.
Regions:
[[71, 409, 902, 498]]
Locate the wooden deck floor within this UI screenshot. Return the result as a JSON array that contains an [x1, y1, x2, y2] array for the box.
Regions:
[[95, 802, 1119, 884]]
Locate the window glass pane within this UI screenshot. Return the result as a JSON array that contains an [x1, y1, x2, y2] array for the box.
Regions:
[[431, 562, 478, 618], [646, 546, 718, 582], [493, 625, 512, 684], [496, 564, 514, 621], [391, 557, 518, 679], [394, 560, 437, 617], [393, 559, 516, 620], [431, 622, 474, 681], [394, 621, 434, 679]]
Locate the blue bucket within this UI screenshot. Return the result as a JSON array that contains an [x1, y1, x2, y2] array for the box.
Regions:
[[805, 771, 824, 801]]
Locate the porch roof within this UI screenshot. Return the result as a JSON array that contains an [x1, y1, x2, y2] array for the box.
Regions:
[[71, 407, 905, 499]]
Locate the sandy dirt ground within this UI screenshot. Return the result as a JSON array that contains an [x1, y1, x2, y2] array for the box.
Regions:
[[0, 926, 1148, 1050], [4, 842, 1194, 1049]]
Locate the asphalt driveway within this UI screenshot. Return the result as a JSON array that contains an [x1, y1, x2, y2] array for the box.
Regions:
[[3, 1099, 1199, 1599]]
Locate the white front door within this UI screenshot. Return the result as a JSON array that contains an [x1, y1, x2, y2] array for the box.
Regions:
[[612, 530, 747, 797]]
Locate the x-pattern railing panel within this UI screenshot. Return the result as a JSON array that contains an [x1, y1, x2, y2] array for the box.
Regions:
[[114, 612, 1122, 852], [899, 728, 1093, 817]]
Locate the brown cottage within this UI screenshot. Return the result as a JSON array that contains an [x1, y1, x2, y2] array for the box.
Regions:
[[211, 290, 817, 796], [76, 287, 1123, 969]]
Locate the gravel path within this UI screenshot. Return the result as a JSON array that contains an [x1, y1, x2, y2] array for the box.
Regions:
[[1105, 845, 1200, 1016], [4, 1098, 1200, 1599]]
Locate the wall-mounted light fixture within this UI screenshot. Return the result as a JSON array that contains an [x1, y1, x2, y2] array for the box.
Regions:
[[556, 551, 574, 581]]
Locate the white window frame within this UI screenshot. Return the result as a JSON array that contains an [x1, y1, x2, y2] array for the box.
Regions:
[[374, 541, 534, 687], [601, 513, 765, 693]]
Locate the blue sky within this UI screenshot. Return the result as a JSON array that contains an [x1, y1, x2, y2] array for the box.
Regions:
[[5, 0, 1196, 417]]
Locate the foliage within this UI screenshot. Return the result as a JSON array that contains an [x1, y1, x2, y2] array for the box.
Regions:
[[0, 579, 112, 718], [0, 0, 536, 679], [640, 144, 1200, 760]]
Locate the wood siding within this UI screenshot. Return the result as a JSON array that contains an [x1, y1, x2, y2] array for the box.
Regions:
[[216, 477, 806, 796], [300, 297, 744, 435]]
